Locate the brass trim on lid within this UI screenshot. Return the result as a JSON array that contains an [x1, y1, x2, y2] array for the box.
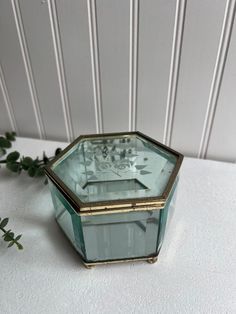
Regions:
[[44, 131, 183, 215]]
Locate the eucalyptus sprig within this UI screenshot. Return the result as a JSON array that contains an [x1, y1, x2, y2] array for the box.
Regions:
[[0, 132, 62, 250], [0, 217, 23, 250], [0, 133, 62, 183], [0, 132, 16, 157]]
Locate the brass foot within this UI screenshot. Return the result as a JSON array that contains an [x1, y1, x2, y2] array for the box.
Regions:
[[147, 257, 158, 264], [84, 264, 95, 269]]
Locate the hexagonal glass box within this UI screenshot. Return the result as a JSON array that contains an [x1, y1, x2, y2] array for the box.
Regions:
[[45, 132, 183, 268]]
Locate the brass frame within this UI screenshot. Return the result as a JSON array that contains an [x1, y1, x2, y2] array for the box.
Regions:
[[83, 256, 158, 269], [56, 218, 158, 268], [45, 131, 183, 215]]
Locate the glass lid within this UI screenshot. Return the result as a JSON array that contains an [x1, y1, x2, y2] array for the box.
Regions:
[[50, 134, 178, 203]]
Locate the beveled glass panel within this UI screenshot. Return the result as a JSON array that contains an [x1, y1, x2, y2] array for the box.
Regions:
[[49, 182, 85, 258], [52, 134, 177, 203], [81, 210, 160, 262], [157, 177, 178, 253]]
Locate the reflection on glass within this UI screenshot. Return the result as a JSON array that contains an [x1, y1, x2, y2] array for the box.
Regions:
[[49, 178, 178, 263], [52, 135, 177, 203], [47, 132, 182, 265]]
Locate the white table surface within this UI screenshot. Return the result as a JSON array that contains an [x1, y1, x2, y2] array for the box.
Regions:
[[0, 137, 236, 314]]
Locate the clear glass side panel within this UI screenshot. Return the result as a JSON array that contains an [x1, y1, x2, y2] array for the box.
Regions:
[[157, 177, 179, 253], [49, 181, 85, 258], [81, 210, 160, 262], [52, 134, 177, 203]]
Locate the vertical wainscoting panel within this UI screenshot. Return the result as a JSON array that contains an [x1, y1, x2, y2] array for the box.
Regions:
[[56, 0, 97, 137], [0, 1, 39, 138], [96, 0, 130, 132], [18, 0, 68, 141], [0, 64, 17, 133], [1, 0, 236, 162], [136, 0, 176, 142], [171, 0, 227, 156], [207, 4, 236, 162], [0, 88, 12, 133]]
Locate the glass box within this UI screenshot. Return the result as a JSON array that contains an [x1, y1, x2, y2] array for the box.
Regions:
[[45, 132, 183, 268]]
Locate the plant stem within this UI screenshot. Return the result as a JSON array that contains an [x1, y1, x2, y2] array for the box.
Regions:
[[0, 156, 54, 165], [0, 226, 11, 237]]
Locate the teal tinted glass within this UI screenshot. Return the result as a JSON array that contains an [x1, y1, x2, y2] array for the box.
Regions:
[[49, 182, 86, 258], [81, 210, 160, 262], [51, 134, 177, 203], [157, 177, 178, 253]]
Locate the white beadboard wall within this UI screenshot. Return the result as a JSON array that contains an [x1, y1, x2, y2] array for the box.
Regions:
[[0, 0, 236, 162]]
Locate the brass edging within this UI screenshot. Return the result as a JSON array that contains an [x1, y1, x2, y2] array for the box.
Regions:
[[78, 204, 164, 216], [45, 131, 183, 215], [45, 167, 166, 215], [162, 153, 183, 198], [45, 166, 166, 208], [45, 132, 138, 170], [83, 255, 158, 268], [80, 200, 165, 212], [55, 219, 158, 268]]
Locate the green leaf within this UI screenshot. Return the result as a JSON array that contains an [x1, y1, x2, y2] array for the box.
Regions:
[[16, 243, 23, 250], [0, 147, 6, 157], [21, 157, 33, 169], [5, 132, 11, 139], [32, 157, 39, 165], [0, 218, 9, 228], [3, 231, 14, 242], [3, 234, 11, 241], [5, 132, 16, 141], [15, 234, 22, 241], [135, 165, 146, 170], [6, 162, 20, 172], [8, 241, 15, 248], [0, 137, 12, 148], [140, 170, 152, 175], [6, 151, 20, 162], [21, 164, 28, 170], [55, 148, 62, 156], [28, 166, 36, 177], [35, 167, 44, 176], [43, 152, 49, 164]]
